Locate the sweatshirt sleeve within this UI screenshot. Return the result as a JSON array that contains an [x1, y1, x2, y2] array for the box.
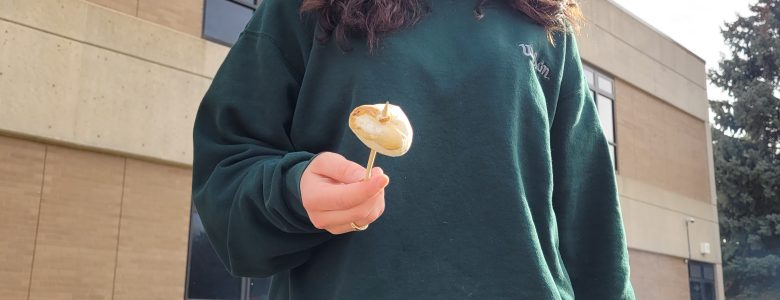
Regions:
[[550, 33, 635, 299], [191, 28, 331, 277]]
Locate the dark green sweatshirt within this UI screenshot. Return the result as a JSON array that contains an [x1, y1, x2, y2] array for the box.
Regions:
[[192, 0, 635, 299]]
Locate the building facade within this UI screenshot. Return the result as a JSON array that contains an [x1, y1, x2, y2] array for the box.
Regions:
[[0, 0, 723, 299]]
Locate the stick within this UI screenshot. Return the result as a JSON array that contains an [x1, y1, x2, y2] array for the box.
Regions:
[[364, 149, 377, 180], [364, 102, 391, 181]]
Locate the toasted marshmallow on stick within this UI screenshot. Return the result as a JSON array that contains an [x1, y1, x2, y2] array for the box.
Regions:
[[349, 102, 413, 180]]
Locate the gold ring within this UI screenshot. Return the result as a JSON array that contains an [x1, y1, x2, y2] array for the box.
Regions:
[[350, 222, 369, 231]]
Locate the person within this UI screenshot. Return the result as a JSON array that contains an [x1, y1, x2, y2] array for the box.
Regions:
[[191, 0, 635, 298]]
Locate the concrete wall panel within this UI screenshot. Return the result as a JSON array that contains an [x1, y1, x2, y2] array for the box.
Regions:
[[621, 195, 721, 264], [0, 19, 211, 165], [85, 0, 139, 15], [0, 0, 227, 79]]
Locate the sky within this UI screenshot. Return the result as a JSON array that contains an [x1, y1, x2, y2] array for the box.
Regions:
[[607, 0, 755, 102]]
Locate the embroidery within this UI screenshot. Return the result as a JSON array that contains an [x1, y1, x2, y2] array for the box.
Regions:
[[518, 43, 550, 80]]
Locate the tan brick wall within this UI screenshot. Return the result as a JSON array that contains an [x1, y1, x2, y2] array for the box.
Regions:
[[629, 249, 691, 300], [85, 0, 203, 38], [138, 0, 203, 37], [0, 136, 45, 300], [28, 146, 125, 300], [113, 159, 192, 300], [615, 79, 711, 203], [0, 135, 192, 299]]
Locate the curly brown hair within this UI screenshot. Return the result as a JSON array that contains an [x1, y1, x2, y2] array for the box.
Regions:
[[300, 0, 583, 52]]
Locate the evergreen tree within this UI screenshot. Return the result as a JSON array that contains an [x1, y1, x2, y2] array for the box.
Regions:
[[709, 0, 780, 298]]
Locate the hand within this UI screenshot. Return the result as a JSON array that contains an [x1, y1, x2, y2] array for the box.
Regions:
[[300, 152, 390, 234]]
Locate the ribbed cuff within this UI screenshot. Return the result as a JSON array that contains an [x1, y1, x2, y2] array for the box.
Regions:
[[285, 152, 320, 230]]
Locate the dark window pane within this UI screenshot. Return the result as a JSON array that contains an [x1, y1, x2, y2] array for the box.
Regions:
[[703, 282, 714, 300], [690, 282, 702, 300], [204, 0, 255, 46], [249, 278, 272, 300], [186, 207, 243, 299], [689, 262, 702, 279], [702, 264, 714, 280]]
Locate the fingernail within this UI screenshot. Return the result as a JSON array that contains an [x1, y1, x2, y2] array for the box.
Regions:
[[378, 174, 389, 188]]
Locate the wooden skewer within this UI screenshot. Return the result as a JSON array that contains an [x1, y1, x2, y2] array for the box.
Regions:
[[364, 102, 391, 180], [364, 149, 377, 180]]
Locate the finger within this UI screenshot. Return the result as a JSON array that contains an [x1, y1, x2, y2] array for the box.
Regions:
[[309, 152, 366, 183], [323, 223, 356, 235], [352, 195, 386, 228], [304, 167, 387, 211], [316, 169, 388, 210], [305, 167, 386, 211], [308, 189, 384, 229]]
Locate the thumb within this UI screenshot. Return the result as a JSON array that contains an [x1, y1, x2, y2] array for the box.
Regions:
[[325, 168, 389, 209]]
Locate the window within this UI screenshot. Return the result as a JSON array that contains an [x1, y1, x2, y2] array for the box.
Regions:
[[689, 261, 716, 300], [185, 205, 272, 300], [203, 0, 261, 46], [583, 65, 617, 170]]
